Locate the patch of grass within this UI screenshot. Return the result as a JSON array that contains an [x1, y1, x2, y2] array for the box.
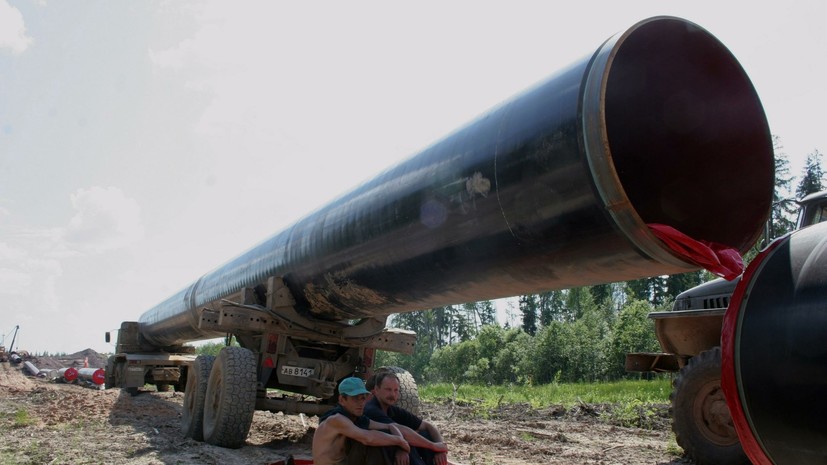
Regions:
[[0, 447, 19, 465], [420, 378, 671, 409], [605, 398, 663, 429], [13, 409, 34, 428], [21, 440, 52, 464], [518, 431, 536, 441], [56, 418, 101, 432], [666, 432, 684, 457]]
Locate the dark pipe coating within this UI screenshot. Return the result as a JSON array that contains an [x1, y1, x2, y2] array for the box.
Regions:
[[723, 221, 827, 465], [138, 17, 773, 347]]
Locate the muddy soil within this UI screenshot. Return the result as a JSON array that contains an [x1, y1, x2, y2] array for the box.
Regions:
[[0, 359, 692, 465]]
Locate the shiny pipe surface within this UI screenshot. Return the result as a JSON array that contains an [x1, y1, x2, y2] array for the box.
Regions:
[[23, 361, 40, 377], [78, 368, 106, 385], [139, 16, 773, 347]]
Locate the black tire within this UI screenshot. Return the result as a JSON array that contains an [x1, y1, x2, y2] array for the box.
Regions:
[[377, 366, 420, 415], [203, 347, 257, 448], [105, 356, 116, 389], [157, 383, 172, 392], [175, 366, 188, 393], [182, 355, 215, 441], [115, 362, 141, 396], [671, 347, 748, 465]]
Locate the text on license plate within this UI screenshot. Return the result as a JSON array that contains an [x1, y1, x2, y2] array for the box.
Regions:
[[281, 365, 314, 377]]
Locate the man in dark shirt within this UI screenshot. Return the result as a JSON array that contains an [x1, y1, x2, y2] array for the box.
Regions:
[[364, 371, 453, 465]]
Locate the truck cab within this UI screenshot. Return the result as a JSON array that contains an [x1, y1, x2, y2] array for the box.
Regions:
[[796, 189, 827, 229]]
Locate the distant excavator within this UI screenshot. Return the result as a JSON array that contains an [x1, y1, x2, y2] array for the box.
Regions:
[[0, 325, 20, 363]]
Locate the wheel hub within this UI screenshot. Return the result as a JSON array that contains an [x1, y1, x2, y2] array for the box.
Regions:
[[694, 379, 739, 445]]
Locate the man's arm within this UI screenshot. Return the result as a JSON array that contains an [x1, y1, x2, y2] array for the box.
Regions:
[[330, 415, 411, 451], [384, 421, 448, 453], [417, 420, 451, 465], [417, 419, 445, 443], [368, 420, 408, 443], [365, 404, 446, 452]]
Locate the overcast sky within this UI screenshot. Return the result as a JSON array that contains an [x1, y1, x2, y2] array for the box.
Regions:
[[1, 1, 825, 355]]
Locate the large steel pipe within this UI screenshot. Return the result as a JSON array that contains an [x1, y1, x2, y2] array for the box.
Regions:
[[23, 361, 40, 377], [139, 16, 773, 347], [58, 367, 78, 383], [722, 221, 827, 465], [78, 368, 106, 386]]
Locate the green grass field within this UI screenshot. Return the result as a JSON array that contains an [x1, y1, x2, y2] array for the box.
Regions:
[[420, 377, 671, 409]]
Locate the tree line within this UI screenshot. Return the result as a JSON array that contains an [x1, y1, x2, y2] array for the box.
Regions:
[[377, 283, 686, 385], [377, 143, 824, 385]]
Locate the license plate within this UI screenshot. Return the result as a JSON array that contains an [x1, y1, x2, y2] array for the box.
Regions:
[[281, 365, 314, 377]]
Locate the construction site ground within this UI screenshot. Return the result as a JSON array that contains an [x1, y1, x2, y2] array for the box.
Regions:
[[0, 351, 692, 465]]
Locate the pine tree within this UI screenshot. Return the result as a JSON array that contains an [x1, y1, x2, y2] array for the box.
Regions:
[[463, 300, 496, 332], [565, 287, 595, 319], [537, 290, 565, 325], [588, 284, 612, 307], [665, 271, 704, 302], [768, 138, 797, 239], [625, 277, 667, 305], [796, 149, 824, 198], [476, 300, 497, 327], [450, 305, 474, 343], [519, 294, 538, 335]]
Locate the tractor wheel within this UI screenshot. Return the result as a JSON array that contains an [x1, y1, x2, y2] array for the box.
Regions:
[[105, 356, 116, 389], [671, 347, 748, 465], [377, 366, 420, 415], [115, 362, 140, 396], [182, 355, 215, 441], [203, 347, 257, 448]]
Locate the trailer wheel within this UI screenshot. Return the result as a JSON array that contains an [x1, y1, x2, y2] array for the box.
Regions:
[[182, 355, 215, 441], [671, 347, 748, 465], [377, 366, 420, 415], [202, 347, 257, 448], [174, 365, 187, 393]]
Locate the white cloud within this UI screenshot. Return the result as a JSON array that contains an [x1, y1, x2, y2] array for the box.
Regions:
[[0, 267, 32, 294], [0, 241, 26, 261], [0, 0, 33, 54], [0, 186, 144, 344], [148, 37, 195, 71], [63, 186, 145, 254], [0, 241, 61, 300]]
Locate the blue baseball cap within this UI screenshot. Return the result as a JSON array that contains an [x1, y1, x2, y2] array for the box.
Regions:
[[339, 377, 370, 396]]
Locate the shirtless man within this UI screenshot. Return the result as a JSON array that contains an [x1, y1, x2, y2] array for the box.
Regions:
[[313, 377, 411, 465], [365, 371, 454, 465]]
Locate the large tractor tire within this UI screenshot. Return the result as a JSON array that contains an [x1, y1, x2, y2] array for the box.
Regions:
[[181, 355, 215, 441], [377, 366, 420, 415], [105, 355, 116, 389], [203, 347, 258, 448], [671, 347, 748, 465], [113, 360, 140, 396]]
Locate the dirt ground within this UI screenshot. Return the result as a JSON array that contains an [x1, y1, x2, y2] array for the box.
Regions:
[[0, 352, 692, 465]]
